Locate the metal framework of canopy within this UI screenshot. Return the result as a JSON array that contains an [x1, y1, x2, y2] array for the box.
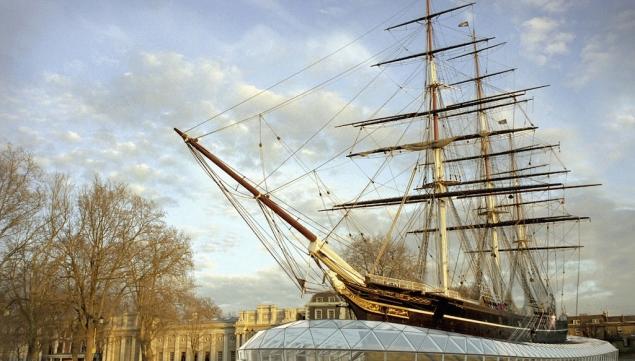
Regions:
[[238, 320, 618, 361]]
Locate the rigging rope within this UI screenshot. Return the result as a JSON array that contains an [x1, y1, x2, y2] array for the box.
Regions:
[[185, 0, 419, 133], [193, 27, 419, 139], [371, 158, 420, 274]]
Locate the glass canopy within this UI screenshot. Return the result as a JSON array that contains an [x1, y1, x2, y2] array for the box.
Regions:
[[238, 320, 618, 361]]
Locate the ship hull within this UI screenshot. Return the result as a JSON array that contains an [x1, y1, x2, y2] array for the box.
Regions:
[[338, 281, 568, 343]]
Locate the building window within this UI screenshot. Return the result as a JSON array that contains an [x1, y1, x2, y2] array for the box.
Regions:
[[159, 353, 163, 361], [216, 351, 223, 361], [170, 352, 175, 361], [328, 296, 336, 302], [572, 319, 580, 325], [181, 352, 186, 361], [230, 351, 236, 361], [205, 352, 210, 361], [194, 353, 198, 361], [327, 309, 335, 319], [315, 309, 323, 320], [316, 297, 324, 302], [592, 319, 600, 324]]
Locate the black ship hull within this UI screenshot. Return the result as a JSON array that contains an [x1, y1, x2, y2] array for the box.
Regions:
[[337, 280, 568, 344]]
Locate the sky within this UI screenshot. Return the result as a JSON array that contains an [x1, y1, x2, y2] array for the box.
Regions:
[[1, 0, 633, 316]]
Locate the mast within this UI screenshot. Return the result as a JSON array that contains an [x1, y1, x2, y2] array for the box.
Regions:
[[509, 135, 528, 249], [508, 134, 557, 313], [425, 0, 449, 295], [471, 28, 503, 299]]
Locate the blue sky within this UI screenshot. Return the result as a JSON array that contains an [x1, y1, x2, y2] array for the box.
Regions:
[[1, 0, 633, 315]]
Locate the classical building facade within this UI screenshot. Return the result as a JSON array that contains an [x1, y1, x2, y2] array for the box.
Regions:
[[7, 293, 353, 361], [149, 320, 237, 361], [234, 305, 304, 350], [41, 314, 237, 361], [568, 313, 635, 344]]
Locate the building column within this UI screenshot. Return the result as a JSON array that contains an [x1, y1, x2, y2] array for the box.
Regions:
[[130, 338, 136, 361], [102, 336, 108, 361], [174, 335, 179, 361], [223, 332, 229, 361], [106, 337, 112, 361], [211, 334, 216, 361], [119, 337, 126, 361], [109, 336, 116, 361], [159, 335, 170, 361]]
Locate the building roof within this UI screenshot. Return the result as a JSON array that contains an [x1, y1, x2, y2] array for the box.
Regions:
[[240, 320, 617, 358]]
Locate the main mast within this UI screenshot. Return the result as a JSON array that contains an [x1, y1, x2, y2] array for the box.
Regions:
[[471, 28, 503, 300], [425, 0, 449, 295]]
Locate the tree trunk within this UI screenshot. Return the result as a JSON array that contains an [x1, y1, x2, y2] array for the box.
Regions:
[[85, 325, 95, 361], [139, 341, 147, 361], [71, 333, 79, 361], [145, 344, 154, 361], [26, 334, 37, 361]]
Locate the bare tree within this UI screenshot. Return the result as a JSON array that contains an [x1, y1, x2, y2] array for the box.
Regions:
[[344, 235, 419, 280], [0, 148, 71, 361], [129, 226, 194, 361], [0, 146, 214, 361], [11, 176, 72, 361], [182, 296, 221, 361], [58, 178, 165, 361], [0, 145, 45, 270]]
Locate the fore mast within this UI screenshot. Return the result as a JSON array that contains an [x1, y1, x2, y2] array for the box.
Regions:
[[425, 0, 450, 296]]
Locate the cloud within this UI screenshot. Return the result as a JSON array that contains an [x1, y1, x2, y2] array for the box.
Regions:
[[1, 1, 632, 315], [568, 34, 615, 88], [0, 46, 377, 311], [568, 33, 634, 91], [521, 17, 574, 65], [319, 6, 345, 17], [242, 0, 304, 30], [612, 112, 635, 129], [0, 52, 231, 209], [616, 8, 635, 30], [521, 0, 574, 13], [564, 2, 634, 90], [63, 130, 81, 142], [601, 108, 635, 163], [197, 267, 309, 315], [561, 192, 635, 314]]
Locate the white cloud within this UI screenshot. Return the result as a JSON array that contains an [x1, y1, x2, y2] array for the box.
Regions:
[[197, 267, 309, 314], [319, 6, 345, 17], [568, 34, 615, 88], [567, 5, 634, 89], [63, 130, 81, 142], [2, 1, 632, 314], [242, 0, 304, 30], [0, 47, 374, 311], [563, 192, 635, 314], [522, 0, 574, 13], [613, 112, 635, 129], [601, 108, 635, 162], [521, 17, 574, 65]]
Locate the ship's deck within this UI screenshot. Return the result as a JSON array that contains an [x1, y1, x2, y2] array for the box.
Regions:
[[238, 319, 618, 361]]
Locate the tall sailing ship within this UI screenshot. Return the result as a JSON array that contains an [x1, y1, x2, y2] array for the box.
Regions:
[[175, 1, 598, 343]]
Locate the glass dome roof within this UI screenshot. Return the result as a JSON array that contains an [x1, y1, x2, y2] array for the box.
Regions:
[[240, 320, 617, 359]]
